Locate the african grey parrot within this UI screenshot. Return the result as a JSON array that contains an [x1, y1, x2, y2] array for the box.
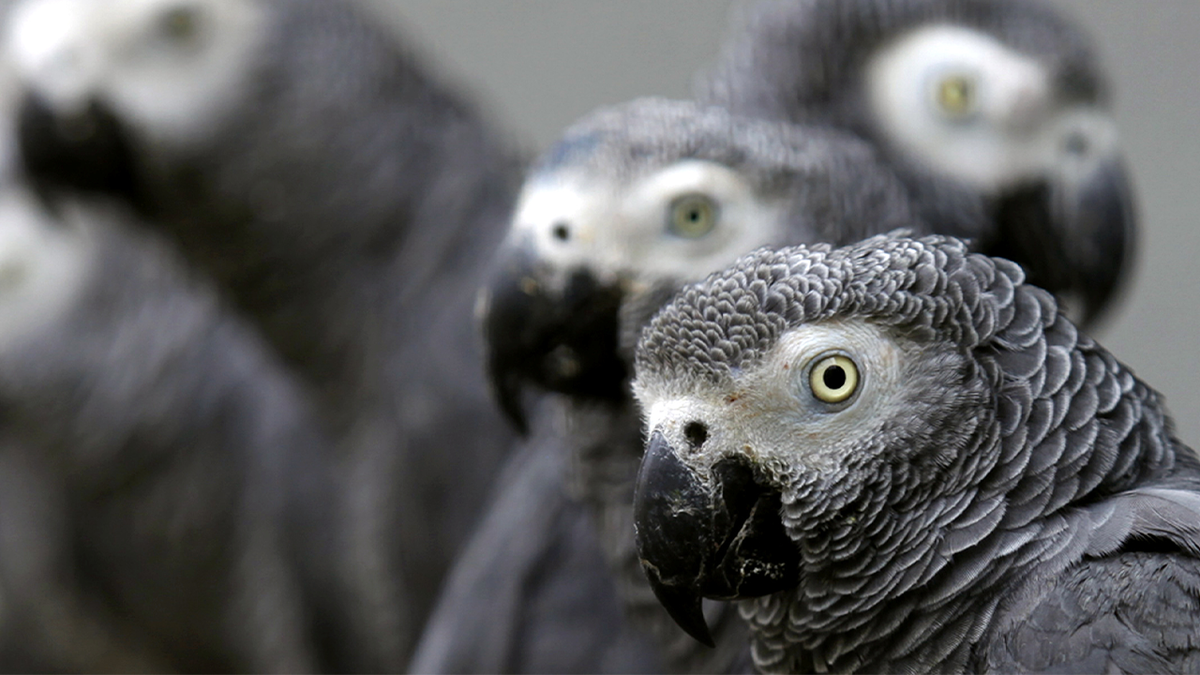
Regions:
[[4, 0, 522, 666], [451, 97, 925, 672], [0, 182, 350, 672], [633, 233, 1200, 673], [698, 0, 1136, 327]]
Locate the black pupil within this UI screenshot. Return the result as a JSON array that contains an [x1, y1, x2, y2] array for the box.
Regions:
[[683, 421, 708, 449], [822, 365, 846, 390], [552, 222, 570, 241], [687, 208, 701, 222]]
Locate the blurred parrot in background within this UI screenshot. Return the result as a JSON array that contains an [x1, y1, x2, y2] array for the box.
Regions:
[[699, 0, 1137, 327], [6, 0, 524, 667]]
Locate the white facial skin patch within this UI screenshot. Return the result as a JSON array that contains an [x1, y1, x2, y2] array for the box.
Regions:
[[509, 159, 787, 294], [7, 0, 94, 114], [7, 0, 268, 145], [635, 321, 904, 484], [0, 188, 95, 354], [865, 23, 1116, 194]]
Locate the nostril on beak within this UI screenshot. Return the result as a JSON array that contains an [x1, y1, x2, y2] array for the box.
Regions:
[[551, 221, 571, 241], [683, 421, 708, 451]]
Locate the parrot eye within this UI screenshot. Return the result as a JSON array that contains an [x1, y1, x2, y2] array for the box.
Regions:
[[808, 353, 859, 405], [159, 4, 203, 44], [932, 72, 978, 120], [667, 193, 718, 239]]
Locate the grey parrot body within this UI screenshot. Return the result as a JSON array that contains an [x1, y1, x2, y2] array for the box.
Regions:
[[9, 0, 522, 665], [469, 98, 930, 672], [411, 399, 669, 674], [632, 234, 1200, 673], [0, 434, 172, 673], [699, 0, 1136, 326], [0, 186, 345, 672]]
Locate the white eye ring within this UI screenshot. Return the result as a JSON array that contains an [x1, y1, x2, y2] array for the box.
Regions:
[[666, 193, 718, 239], [807, 352, 860, 405]]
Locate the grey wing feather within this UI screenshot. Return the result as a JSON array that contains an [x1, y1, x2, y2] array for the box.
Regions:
[[985, 552, 1200, 673], [986, 485, 1200, 673]]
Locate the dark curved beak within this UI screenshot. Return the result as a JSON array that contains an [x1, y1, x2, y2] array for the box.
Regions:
[[1052, 156, 1136, 326], [479, 240, 627, 433], [990, 155, 1136, 329], [632, 431, 799, 647], [16, 91, 141, 204]]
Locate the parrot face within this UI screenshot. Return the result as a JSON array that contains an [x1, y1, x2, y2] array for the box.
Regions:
[[868, 23, 1080, 193], [508, 160, 786, 293], [0, 187, 94, 353], [629, 241, 994, 646], [483, 152, 788, 426], [864, 22, 1135, 324], [8, 0, 267, 146], [639, 320, 911, 484], [7, 0, 269, 203], [479, 98, 918, 430], [700, 0, 1137, 328]]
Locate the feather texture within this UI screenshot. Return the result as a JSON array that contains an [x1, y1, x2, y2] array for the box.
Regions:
[[635, 234, 1200, 673]]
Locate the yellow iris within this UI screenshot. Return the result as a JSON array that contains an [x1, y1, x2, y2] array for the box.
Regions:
[[935, 74, 976, 118], [809, 354, 859, 404], [668, 194, 717, 239]]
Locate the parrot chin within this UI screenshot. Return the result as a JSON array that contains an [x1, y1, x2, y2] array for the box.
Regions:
[[988, 155, 1135, 329], [480, 242, 627, 433], [17, 92, 142, 205], [633, 430, 800, 647]]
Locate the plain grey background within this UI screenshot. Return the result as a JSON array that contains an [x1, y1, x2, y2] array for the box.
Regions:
[[361, 1, 1200, 444]]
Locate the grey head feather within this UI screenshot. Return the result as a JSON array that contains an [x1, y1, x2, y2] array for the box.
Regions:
[[638, 233, 1025, 386], [635, 233, 1198, 672], [538, 97, 920, 245]]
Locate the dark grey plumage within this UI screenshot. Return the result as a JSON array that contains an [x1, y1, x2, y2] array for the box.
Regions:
[[9, 0, 522, 666], [410, 400, 667, 674], [0, 188, 344, 673], [470, 98, 927, 672], [0, 435, 170, 673], [633, 233, 1200, 673], [699, 0, 1136, 326]]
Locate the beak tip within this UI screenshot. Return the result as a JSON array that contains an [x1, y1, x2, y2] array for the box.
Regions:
[[502, 403, 529, 437], [491, 376, 529, 436], [647, 572, 716, 648]]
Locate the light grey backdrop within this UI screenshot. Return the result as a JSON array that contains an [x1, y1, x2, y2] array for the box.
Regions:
[[361, 0, 1200, 444]]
